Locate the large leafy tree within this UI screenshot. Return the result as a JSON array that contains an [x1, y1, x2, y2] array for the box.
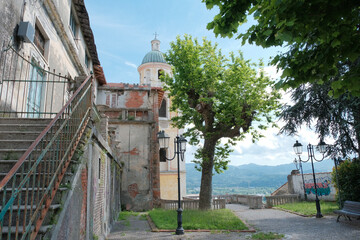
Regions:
[[163, 35, 280, 209], [203, 0, 360, 97], [280, 80, 360, 158]]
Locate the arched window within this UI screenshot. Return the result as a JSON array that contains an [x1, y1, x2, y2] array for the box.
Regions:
[[158, 69, 164, 79], [159, 99, 167, 118]]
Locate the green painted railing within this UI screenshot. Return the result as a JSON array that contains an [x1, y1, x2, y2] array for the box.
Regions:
[[0, 75, 93, 240]]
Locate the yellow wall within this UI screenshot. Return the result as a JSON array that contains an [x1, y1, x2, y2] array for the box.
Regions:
[[160, 172, 186, 200]]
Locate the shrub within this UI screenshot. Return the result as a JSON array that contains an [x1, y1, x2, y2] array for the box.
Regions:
[[332, 159, 360, 206]]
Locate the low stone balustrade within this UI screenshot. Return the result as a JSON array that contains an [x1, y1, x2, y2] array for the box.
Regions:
[[265, 194, 300, 208], [160, 198, 226, 210], [214, 194, 263, 209]]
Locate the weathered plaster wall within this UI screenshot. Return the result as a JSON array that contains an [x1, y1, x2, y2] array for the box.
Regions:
[[0, 0, 22, 48], [160, 172, 186, 200], [288, 172, 335, 201], [0, 0, 94, 115], [51, 125, 121, 240], [111, 123, 153, 210], [97, 86, 161, 211]]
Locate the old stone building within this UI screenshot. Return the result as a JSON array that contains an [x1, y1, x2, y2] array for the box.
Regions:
[[97, 38, 186, 210], [0, 1, 120, 239], [138, 37, 186, 201]]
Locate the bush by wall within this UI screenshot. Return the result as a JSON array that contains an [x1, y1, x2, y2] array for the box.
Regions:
[[332, 159, 360, 206]]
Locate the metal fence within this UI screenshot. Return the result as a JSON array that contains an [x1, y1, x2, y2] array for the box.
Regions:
[[0, 45, 73, 118], [0, 74, 93, 239]]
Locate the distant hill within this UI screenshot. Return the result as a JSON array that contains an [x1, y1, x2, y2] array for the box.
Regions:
[[186, 160, 334, 191]]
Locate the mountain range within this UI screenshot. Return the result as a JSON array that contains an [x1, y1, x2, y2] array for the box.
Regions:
[[186, 160, 335, 190]]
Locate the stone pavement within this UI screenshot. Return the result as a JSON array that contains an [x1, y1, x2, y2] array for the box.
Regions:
[[106, 204, 360, 240]]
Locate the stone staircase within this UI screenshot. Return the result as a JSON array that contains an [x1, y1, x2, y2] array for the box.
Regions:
[[0, 118, 71, 239]]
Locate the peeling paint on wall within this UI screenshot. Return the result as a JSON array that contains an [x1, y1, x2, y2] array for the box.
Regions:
[[125, 91, 146, 108], [128, 183, 139, 198], [121, 147, 140, 156]]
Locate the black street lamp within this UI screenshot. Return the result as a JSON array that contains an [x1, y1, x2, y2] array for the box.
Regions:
[[293, 140, 328, 218], [293, 157, 308, 201], [157, 130, 187, 235]]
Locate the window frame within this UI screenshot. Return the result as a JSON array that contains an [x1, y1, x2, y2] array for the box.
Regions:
[[34, 24, 46, 56], [159, 98, 167, 118], [69, 8, 78, 37]]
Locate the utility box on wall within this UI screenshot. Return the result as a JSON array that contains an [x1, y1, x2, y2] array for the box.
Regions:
[[17, 21, 35, 43]]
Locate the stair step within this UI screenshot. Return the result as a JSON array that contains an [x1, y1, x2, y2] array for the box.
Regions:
[[0, 172, 73, 178], [0, 203, 61, 226], [0, 204, 61, 211], [0, 118, 52, 125], [0, 149, 40, 160], [0, 187, 67, 207], [0, 140, 36, 149], [0, 124, 49, 132], [0, 131, 41, 140], [1, 225, 52, 234]]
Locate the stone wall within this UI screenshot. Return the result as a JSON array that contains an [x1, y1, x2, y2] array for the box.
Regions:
[[288, 172, 335, 201], [51, 125, 121, 240]]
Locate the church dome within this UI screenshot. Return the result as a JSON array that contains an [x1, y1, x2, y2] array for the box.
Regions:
[[141, 50, 166, 64]]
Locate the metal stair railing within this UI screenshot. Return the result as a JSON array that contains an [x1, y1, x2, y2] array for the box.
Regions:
[[0, 45, 73, 118], [0, 75, 93, 240]]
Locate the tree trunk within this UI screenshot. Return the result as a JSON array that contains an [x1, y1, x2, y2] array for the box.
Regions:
[[353, 107, 360, 158], [199, 138, 216, 210]]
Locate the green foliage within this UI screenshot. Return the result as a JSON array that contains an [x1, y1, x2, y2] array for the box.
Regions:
[[163, 35, 280, 173], [279, 80, 360, 157], [148, 208, 248, 230], [332, 159, 360, 205], [276, 201, 339, 216], [250, 232, 284, 240], [163, 35, 279, 209], [203, 0, 360, 97], [118, 211, 140, 221]]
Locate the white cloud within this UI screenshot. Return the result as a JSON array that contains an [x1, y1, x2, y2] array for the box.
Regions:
[[263, 65, 283, 80], [125, 61, 137, 69]]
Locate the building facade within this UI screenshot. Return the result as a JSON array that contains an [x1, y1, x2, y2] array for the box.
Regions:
[[97, 38, 187, 211], [97, 83, 162, 211], [137, 38, 186, 201], [0, 1, 117, 239]]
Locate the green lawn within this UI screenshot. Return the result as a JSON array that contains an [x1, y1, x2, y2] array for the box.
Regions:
[[251, 232, 284, 240], [148, 208, 248, 230], [118, 211, 139, 221], [276, 201, 339, 216]]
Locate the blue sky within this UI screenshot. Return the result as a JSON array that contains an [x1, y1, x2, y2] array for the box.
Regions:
[[86, 0, 283, 84], [86, 1, 327, 166]]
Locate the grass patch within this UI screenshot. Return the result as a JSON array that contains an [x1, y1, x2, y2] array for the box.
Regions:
[[250, 232, 284, 239], [148, 208, 248, 230], [139, 214, 148, 220], [276, 201, 339, 216], [118, 211, 140, 221]]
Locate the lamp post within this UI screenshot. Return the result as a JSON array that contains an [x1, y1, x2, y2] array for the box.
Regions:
[[157, 130, 187, 235], [293, 140, 327, 218], [293, 157, 308, 201]]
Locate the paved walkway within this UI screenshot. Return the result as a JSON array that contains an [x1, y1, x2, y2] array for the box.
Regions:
[[106, 204, 360, 240]]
